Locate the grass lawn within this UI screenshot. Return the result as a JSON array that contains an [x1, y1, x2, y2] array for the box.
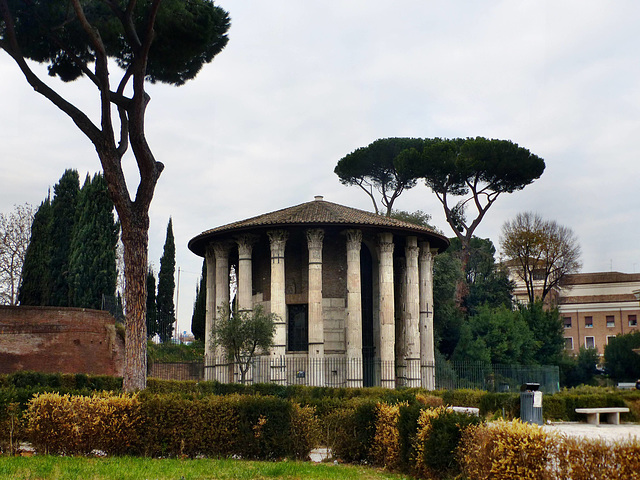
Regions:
[[0, 456, 413, 480]]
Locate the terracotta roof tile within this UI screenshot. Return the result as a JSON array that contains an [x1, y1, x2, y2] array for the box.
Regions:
[[188, 198, 449, 256]]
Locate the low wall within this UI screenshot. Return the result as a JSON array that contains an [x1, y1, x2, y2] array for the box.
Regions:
[[0, 306, 124, 376]]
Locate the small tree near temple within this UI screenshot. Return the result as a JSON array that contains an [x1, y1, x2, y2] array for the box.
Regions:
[[212, 303, 277, 384]]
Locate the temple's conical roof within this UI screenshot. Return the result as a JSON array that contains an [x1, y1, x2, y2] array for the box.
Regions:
[[188, 196, 449, 256]]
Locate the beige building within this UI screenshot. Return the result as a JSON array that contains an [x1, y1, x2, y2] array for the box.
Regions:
[[188, 196, 448, 388], [509, 268, 640, 355], [558, 272, 640, 355]]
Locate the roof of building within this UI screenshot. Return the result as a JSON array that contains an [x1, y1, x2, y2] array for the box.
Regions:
[[188, 196, 450, 256], [561, 272, 640, 286], [559, 293, 639, 305]]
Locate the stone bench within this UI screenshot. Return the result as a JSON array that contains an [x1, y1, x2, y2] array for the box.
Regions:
[[575, 407, 629, 425], [617, 382, 637, 390], [448, 406, 480, 416]]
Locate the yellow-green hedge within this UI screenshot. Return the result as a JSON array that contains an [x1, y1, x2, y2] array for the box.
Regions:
[[459, 419, 640, 480], [23, 392, 319, 460]]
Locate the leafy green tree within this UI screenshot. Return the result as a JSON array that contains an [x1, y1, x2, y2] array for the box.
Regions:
[[1, 0, 230, 391], [68, 173, 119, 309], [433, 251, 465, 358], [519, 301, 565, 366], [212, 303, 277, 384], [19, 196, 52, 305], [604, 331, 640, 382], [191, 259, 207, 341], [447, 236, 513, 315], [452, 305, 538, 365], [390, 209, 435, 228], [146, 267, 158, 339], [157, 218, 175, 343], [334, 138, 426, 216], [561, 347, 600, 387], [399, 137, 545, 268], [49, 169, 80, 306]]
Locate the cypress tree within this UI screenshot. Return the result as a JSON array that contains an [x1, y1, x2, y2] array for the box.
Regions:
[[191, 259, 207, 341], [49, 169, 80, 306], [68, 173, 120, 309], [146, 267, 158, 339], [18, 195, 52, 305], [157, 218, 176, 343]]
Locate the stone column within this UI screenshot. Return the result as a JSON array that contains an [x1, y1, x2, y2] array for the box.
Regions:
[[307, 228, 324, 386], [395, 257, 406, 385], [419, 242, 435, 390], [345, 229, 363, 387], [404, 236, 421, 388], [204, 245, 216, 380], [378, 232, 395, 389], [213, 241, 232, 383], [236, 235, 256, 313], [268, 230, 288, 384]]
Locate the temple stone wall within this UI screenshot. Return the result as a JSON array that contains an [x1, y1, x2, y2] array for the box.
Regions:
[[0, 306, 124, 376], [323, 298, 346, 353]]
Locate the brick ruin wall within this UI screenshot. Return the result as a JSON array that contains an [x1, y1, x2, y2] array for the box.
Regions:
[[0, 306, 124, 376]]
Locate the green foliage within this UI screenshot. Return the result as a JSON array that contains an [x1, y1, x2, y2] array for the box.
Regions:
[[604, 331, 640, 382], [18, 195, 52, 305], [479, 392, 520, 418], [147, 341, 204, 363], [334, 137, 424, 216], [389, 209, 434, 228], [68, 173, 119, 309], [3, 0, 231, 87], [448, 236, 514, 314], [157, 218, 176, 343], [19, 171, 118, 310], [433, 252, 465, 358], [419, 409, 482, 477], [146, 268, 158, 339], [191, 259, 207, 341], [561, 348, 601, 388], [520, 301, 565, 365], [325, 399, 378, 463], [398, 137, 545, 260], [453, 305, 538, 365], [212, 303, 277, 383], [49, 169, 80, 306]]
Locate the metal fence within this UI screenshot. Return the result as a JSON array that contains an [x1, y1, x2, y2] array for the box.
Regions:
[[435, 361, 559, 394], [148, 357, 559, 393]]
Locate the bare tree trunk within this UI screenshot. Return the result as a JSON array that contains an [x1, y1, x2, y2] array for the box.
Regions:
[[121, 217, 149, 391]]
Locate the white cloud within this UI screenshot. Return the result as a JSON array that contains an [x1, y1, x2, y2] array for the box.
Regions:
[[2, 0, 640, 332]]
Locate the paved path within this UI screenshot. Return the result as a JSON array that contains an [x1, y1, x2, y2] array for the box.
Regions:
[[543, 422, 640, 443]]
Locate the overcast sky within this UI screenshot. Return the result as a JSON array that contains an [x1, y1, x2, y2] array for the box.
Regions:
[[1, 1, 639, 335]]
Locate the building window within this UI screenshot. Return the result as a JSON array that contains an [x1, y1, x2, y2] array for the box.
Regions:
[[630, 315, 638, 327], [585, 316, 593, 328], [606, 316, 615, 328], [564, 337, 574, 350], [287, 304, 308, 352], [585, 336, 596, 349], [607, 335, 616, 345], [563, 317, 572, 328]]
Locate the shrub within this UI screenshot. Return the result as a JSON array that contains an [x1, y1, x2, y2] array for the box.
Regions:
[[441, 388, 485, 407], [370, 402, 403, 469], [25, 392, 140, 455], [459, 419, 556, 479], [414, 407, 482, 479], [289, 403, 321, 460], [479, 392, 519, 418], [325, 399, 377, 463]]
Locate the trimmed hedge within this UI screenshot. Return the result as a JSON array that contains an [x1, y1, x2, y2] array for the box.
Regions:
[[21, 391, 318, 460]]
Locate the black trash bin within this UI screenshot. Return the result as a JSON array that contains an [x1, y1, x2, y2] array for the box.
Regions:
[[520, 383, 543, 425]]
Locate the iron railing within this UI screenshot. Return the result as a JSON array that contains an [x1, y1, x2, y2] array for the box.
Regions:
[[147, 356, 559, 393]]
